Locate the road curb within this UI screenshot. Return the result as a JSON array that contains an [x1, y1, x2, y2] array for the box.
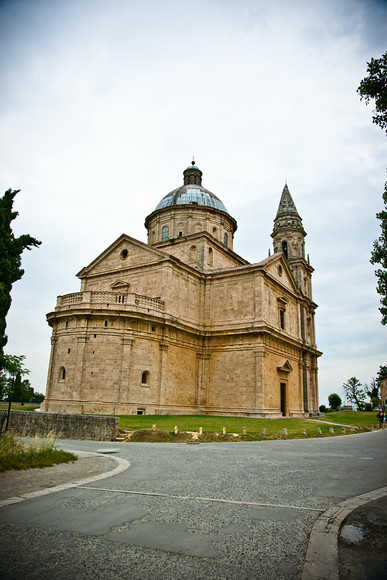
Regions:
[[0, 450, 130, 508], [302, 485, 387, 580]]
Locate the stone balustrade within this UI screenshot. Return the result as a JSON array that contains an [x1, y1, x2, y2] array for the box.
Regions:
[[56, 291, 165, 311]]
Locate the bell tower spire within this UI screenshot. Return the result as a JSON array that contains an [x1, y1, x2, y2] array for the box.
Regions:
[[271, 184, 312, 299]]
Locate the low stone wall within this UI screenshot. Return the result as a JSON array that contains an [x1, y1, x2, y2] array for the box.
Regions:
[[0, 410, 119, 441]]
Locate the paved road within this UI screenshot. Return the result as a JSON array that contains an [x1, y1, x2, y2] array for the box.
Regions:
[[1, 431, 386, 579]]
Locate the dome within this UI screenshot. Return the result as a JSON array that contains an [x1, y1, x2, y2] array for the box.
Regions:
[[155, 184, 229, 213], [154, 162, 229, 214]]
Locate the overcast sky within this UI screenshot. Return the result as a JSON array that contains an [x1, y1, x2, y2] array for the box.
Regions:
[[1, 0, 386, 406]]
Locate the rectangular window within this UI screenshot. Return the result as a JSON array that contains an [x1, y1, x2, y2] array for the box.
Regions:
[[280, 309, 285, 329]]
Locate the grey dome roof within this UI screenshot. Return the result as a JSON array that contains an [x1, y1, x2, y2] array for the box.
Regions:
[[154, 162, 229, 214], [155, 184, 229, 213]]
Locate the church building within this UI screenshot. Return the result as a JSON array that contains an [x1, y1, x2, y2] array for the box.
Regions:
[[41, 162, 321, 417]]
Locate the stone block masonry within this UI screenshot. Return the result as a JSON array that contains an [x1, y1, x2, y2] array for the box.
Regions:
[[0, 410, 119, 441]]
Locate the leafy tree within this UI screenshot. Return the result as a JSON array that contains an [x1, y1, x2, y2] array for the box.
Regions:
[[0, 189, 41, 361], [319, 404, 327, 413], [0, 355, 43, 403], [30, 392, 45, 404], [364, 378, 380, 409], [12, 374, 34, 403], [0, 371, 12, 401], [328, 393, 342, 411], [357, 52, 387, 133], [0, 354, 30, 400], [370, 185, 387, 324], [342, 377, 366, 411], [358, 52, 387, 324]]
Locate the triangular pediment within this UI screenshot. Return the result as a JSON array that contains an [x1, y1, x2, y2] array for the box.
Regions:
[[259, 253, 300, 294], [110, 280, 130, 289], [77, 234, 169, 278], [277, 360, 293, 373]]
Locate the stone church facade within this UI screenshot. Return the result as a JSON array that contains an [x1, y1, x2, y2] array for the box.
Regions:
[[41, 162, 321, 417]]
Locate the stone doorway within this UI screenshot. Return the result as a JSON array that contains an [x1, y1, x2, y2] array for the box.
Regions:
[[280, 383, 286, 416]]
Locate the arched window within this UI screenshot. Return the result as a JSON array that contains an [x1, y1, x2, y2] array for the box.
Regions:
[[161, 226, 169, 241], [189, 245, 197, 262], [223, 232, 228, 247], [282, 241, 288, 258], [59, 366, 66, 381], [141, 371, 149, 385]]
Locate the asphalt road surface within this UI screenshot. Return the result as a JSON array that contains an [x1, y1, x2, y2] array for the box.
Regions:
[[1, 431, 386, 579]]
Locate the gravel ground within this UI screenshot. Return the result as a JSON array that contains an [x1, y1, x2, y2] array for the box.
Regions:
[[0, 454, 117, 500], [0, 433, 386, 580]]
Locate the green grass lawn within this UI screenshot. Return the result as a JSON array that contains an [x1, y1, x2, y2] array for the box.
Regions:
[[316, 410, 380, 427], [0, 404, 40, 412], [117, 412, 380, 441]]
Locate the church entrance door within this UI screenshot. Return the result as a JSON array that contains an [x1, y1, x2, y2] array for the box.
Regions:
[[280, 383, 286, 416]]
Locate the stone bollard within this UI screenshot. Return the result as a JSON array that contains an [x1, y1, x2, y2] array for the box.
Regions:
[[283, 428, 288, 437], [222, 427, 226, 435], [371, 425, 374, 430], [152, 424, 156, 431], [199, 427, 202, 435], [302, 428, 307, 435], [174, 425, 178, 435], [342, 427, 346, 434], [262, 428, 267, 436], [242, 427, 246, 436], [351, 427, 355, 432], [329, 427, 334, 434], [317, 427, 322, 434]]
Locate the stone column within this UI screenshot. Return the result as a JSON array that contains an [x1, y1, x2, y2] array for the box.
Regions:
[[43, 335, 58, 404], [298, 359, 304, 411], [310, 358, 319, 413], [254, 348, 265, 410], [157, 343, 169, 408], [75, 333, 89, 411], [196, 352, 211, 407], [302, 354, 310, 413], [118, 336, 133, 405]]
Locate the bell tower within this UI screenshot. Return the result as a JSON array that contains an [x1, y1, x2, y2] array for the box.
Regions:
[[271, 184, 319, 414], [271, 184, 313, 300]]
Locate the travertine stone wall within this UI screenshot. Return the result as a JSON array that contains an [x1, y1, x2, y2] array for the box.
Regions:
[[0, 410, 118, 441]]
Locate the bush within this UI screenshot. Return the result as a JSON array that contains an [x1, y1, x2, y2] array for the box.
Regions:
[[0, 432, 77, 472], [328, 393, 342, 410], [319, 405, 327, 413]]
